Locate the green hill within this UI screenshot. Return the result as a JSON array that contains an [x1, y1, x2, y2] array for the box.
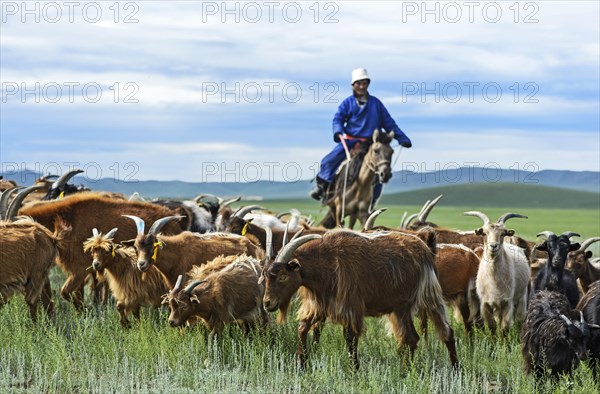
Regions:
[[380, 183, 600, 209]]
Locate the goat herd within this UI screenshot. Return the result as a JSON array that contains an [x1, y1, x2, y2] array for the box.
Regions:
[[1, 171, 600, 382]]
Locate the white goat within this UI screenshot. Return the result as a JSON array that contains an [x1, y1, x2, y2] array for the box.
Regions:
[[464, 211, 530, 334]]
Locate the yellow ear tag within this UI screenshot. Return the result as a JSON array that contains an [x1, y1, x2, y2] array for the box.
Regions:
[[152, 241, 162, 262], [241, 222, 249, 236], [59, 191, 65, 199], [111, 245, 116, 257]]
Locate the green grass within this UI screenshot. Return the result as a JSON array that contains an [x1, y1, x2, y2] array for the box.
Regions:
[[2, 202, 600, 393]]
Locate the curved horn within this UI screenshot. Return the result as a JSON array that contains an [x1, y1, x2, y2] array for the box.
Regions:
[[0, 186, 24, 220], [148, 215, 184, 236], [560, 314, 573, 327], [51, 169, 84, 190], [92, 228, 100, 237], [364, 208, 387, 231], [403, 213, 418, 229], [262, 225, 274, 261], [275, 234, 322, 263], [419, 195, 443, 223], [398, 211, 407, 229], [289, 228, 305, 243], [497, 213, 528, 225], [463, 211, 490, 225], [172, 275, 184, 292], [184, 279, 205, 294], [579, 237, 600, 251], [560, 231, 581, 239], [192, 194, 213, 203], [122, 215, 146, 236], [220, 196, 241, 208], [234, 205, 263, 219], [417, 199, 431, 221], [282, 221, 291, 247], [6, 184, 46, 221], [276, 211, 291, 219], [537, 231, 555, 239], [105, 228, 119, 240], [38, 174, 59, 181]]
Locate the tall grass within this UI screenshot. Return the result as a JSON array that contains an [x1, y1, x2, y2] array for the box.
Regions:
[[1, 205, 599, 393]]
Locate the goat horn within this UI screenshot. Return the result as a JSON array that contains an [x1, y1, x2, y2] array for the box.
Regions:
[[38, 174, 59, 181], [105, 228, 119, 240], [417, 199, 431, 221], [173, 275, 184, 292], [192, 193, 215, 203], [184, 279, 205, 294], [234, 205, 263, 219], [289, 228, 305, 244], [122, 215, 146, 236], [148, 215, 184, 236], [537, 231, 555, 239], [398, 211, 407, 229], [560, 231, 581, 239], [579, 237, 600, 251], [92, 228, 99, 237], [403, 213, 418, 229], [463, 211, 490, 225], [418, 195, 443, 223], [260, 225, 274, 261], [51, 169, 84, 190], [0, 186, 24, 220], [275, 234, 321, 263], [580, 311, 585, 324], [364, 208, 387, 231], [276, 211, 290, 219], [497, 213, 528, 225], [220, 196, 241, 207], [6, 184, 46, 221], [282, 221, 291, 247], [559, 314, 574, 327]]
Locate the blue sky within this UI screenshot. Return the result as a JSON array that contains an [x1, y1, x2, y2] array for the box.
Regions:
[[1, 1, 599, 182]]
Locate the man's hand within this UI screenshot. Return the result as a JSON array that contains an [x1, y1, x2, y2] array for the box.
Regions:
[[334, 132, 342, 143]]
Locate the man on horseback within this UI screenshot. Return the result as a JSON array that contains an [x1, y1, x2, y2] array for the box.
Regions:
[[309, 68, 413, 202]]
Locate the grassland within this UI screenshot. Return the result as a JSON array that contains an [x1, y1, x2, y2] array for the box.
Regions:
[[1, 196, 599, 393]]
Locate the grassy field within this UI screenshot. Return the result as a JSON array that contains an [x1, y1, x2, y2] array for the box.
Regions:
[[1, 201, 599, 393]]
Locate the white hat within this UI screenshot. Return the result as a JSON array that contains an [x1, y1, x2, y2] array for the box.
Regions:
[[351, 68, 370, 84]]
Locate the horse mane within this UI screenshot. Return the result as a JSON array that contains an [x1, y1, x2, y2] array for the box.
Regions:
[[326, 140, 372, 204]]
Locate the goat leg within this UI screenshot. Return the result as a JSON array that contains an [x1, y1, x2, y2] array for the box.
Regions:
[[343, 325, 360, 370]]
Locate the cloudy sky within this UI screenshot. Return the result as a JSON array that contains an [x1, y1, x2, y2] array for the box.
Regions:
[[1, 1, 598, 183]]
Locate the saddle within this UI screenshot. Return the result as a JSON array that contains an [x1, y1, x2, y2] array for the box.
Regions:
[[323, 140, 372, 205]]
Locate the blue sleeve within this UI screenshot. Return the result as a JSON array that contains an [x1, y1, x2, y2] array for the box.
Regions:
[[379, 102, 412, 148], [332, 99, 349, 142]]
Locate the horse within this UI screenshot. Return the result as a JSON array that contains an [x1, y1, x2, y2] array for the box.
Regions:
[[320, 129, 395, 229]]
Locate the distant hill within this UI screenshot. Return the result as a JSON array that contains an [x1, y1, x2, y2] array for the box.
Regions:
[[2, 167, 598, 199], [380, 183, 600, 209]]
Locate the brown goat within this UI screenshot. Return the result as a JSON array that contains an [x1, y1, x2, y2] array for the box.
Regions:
[[123, 215, 264, 289], [419, 244, 481, 334], [165, 254, 268, 334], [83, 228, 169, 327], [0, 218, 58, 319], [566, 237, 600, 293], [262, 229, 458, 370], [19, 193, 185, 309]]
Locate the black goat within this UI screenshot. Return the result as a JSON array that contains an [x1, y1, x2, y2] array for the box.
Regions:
[[521, 290, 598, 378], [532, 231, 581, 308], [577, 280, 600, 376]]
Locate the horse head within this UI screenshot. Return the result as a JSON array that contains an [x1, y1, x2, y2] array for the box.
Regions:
[[368, 129, 395, 183]]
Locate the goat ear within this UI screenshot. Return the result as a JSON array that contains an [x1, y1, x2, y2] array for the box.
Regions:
[[190, 295, 200, 304], [475, 228, 484, 236], [585, 251, 593, 259], [569, 243, 581, 252], [505, 229, 515, 237], [287, 259, 301, 271], [535, 242, 548, 252]]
